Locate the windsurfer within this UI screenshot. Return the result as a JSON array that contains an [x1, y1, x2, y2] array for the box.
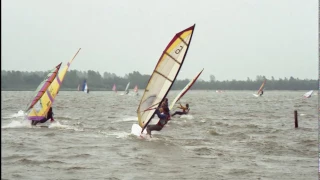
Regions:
[[31, 107, 55, 126], [171, 103, 189, 117], [146, 107, 170, 137], [260, 90, 264, 96]]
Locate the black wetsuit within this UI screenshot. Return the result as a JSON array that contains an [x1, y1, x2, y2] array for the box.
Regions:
[[172, 105, 189, 117]]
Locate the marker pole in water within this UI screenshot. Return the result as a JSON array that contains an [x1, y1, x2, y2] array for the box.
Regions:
[[294, 110, 298, 128]]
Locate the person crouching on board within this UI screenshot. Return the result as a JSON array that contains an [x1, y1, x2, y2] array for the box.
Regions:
[[171, 103, 190, 117], [146, 107, 170, 137], [31, 107, 55, 126]]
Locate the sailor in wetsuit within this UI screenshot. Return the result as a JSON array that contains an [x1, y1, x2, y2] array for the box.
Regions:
[[171, 103, 190, 117], [260, 90, 264, 96], [146, 107, 170, 137], [31, 107, 55, 126]]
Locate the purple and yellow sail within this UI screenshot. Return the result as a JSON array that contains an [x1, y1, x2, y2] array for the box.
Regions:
[[137, 24, 196, 133], [169, 68, 203, 110], [27, 48, 81, 120], [25, 63, 62, 112]]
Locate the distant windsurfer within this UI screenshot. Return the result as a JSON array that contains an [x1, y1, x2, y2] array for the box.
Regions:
[[31, 107, 55, 126], [171, 103, 189, 117], [146, 107, 170, 137], [260, 90, 264, 96]]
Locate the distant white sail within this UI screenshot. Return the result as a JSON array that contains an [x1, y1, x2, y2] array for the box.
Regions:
[[125, 82, 130, 94], [303, 90, 313, 98]]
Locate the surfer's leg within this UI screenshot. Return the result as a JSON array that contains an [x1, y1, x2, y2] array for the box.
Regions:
[[153, 125, 163, 131], [147, 125, 163, 135], [31, 120, 39, 126], [146, 125, 151, 135], [172, 111, 183, 116], [36, 118, 49, 124]]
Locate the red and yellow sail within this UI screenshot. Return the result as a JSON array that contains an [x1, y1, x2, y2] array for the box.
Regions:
[[137, 24, 196, 133], [257, 79, 266, 95], [27, 48, 81, 120], [25, 62, 62, 112]]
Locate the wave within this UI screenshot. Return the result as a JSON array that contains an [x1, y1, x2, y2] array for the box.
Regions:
[[2, 120, 31, 128], [2, 110, 25, 119], [1, 120, 83, 131]]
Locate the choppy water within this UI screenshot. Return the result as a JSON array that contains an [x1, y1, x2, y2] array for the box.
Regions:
[[1, 90, 318, 180]]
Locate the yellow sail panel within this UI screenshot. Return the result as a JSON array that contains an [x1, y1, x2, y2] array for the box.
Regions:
[[169, 68, 203, 110], [137, 25, 196, 132], [257, 79, 266, 95], [27, 48, 81, 120]]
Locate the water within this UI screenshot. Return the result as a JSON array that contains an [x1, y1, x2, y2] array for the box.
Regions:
[[1, 90, 318, 180]]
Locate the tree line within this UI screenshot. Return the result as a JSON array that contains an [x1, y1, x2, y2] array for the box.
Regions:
[[1, 70, 317, 91]]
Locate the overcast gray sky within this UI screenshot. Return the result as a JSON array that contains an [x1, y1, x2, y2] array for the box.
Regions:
[[2, 0, 317, 81]]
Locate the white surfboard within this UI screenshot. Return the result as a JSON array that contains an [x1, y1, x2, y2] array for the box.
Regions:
[[131, 124, 148, 138]]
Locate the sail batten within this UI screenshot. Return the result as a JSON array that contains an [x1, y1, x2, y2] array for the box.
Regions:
[[137, 24, 196, 133]]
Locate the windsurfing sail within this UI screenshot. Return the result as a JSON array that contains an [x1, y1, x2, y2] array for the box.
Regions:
[[82, 80, 88, 93], [137, 24, 196, 133], [303, 90, 313, 98], [25, 63, 62, 112], [125, 82, 130, 94], [27, 48, 81, 120], [169, 68, 204, 110], [134, 85, 138, 93], [112, 84, 117, 93], [256, 79, 266, 95]]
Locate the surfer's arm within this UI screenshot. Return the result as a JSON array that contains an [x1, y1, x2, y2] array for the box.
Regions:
[[179, 103, 186, 110]]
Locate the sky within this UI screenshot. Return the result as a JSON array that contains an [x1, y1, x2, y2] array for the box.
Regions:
[[2, 0, 318, 81]]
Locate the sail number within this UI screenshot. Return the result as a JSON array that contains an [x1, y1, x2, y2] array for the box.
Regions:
[[175, 46, 183, 54]]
